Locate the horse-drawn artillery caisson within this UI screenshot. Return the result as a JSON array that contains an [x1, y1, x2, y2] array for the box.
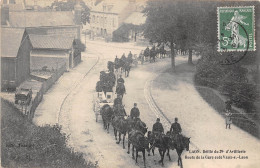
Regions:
[[93, 70, 116, 123]]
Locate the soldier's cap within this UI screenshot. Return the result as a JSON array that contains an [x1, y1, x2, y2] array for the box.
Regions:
[[157, 118, 160, 122]]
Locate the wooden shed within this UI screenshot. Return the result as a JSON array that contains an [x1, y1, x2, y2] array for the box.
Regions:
[[1, 28, 32, 91]]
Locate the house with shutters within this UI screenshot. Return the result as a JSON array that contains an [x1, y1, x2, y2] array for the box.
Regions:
[[89, 0, 137, 39]]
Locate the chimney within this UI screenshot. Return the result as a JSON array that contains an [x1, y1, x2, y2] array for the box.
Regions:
[[74, 1, 82, 25], [129, 0, 136, 3], [1, 5, 9, 25]]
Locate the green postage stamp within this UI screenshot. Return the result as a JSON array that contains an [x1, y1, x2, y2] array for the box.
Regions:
[[217, 6, 255, 52]]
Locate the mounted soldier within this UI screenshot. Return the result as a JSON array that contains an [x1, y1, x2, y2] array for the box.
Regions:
[[116, 105, 127, 116], [144, 46, 150, 61], [150, 45, 156, 62], [170, 117, 182, 135], [116, 82, 126, 98], [117, 75, 125, 84], [114, 55, 119, 65], [121, 53, 127, 63], [152, 118, 164, 143], [170, 117, 182, 145], [139, 50, 144, 64], [133, 116, 147, 134], [130, 103, 140, 119], [127, 51, 133, 64]]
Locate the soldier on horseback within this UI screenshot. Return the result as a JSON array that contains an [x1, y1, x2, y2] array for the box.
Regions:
[[114, 55, 119, 64], [150, 45, 156, 63], [139, 50, 144, 64], [116, 82, 126, 98], [152, 118, 164, 143], [144, 46, 150, 61], [153, 118, 164, 134], [127, 51, 133, 63], [117, 75, 125, 84], [121, 53, 127, 62], [170, 117, 182, 144], [130, 103, 140, 119], [170, 117, 182, 135]]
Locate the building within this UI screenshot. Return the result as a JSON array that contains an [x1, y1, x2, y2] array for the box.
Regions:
[[1, 28, 32, 90], [89, 0, 137, 38], [122, 11, 146, 41], [1, 2, 84, 71], [29, 34, 77, 71]]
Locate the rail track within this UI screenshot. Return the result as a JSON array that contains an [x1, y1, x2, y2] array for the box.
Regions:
[[143, 71, 225, 168]]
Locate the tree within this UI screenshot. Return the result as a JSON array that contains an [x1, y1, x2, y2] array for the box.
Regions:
[[143, 0, 179, 69], [143, 1, 219, 66], [51, 0, 90, 24]]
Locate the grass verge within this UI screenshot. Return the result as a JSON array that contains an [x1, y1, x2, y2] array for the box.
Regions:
[[195, 86, 260, 139], [1, 98, 96, 168]]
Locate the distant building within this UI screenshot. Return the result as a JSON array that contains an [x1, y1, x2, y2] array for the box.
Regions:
[[122, 12, 146, 41], [1, 28, 32, 90], [29, 34, 79, 71], [1, 2, 84, 73], [89, 0, 136, 38]]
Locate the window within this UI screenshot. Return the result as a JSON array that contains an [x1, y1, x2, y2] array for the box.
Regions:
[[92, 15, 95, 23], [96, 16, 99, 23], [113, 18, 115, 27]]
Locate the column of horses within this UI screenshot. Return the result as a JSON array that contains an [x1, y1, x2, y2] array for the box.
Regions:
[[94, 55, 188, 168]]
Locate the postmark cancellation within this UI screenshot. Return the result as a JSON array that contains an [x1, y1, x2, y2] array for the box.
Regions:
[[217, 6, 255, 52]]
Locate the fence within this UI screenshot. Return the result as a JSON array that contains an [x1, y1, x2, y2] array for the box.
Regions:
[[195, 86, 260, 139], [41, 63, 67, 93], [27, 64, 67, 120]]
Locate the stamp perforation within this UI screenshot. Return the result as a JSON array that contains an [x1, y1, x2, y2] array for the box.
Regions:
[[217, 6, 256, 52]]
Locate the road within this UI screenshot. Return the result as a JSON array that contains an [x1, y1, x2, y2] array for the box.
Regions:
[[33, 40, 260, 168]]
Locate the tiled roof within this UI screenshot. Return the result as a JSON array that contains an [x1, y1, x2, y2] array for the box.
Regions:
[[124, 12, 146, 25], [1, 28, 25, 57], [9, 11, 75, 27], [29, 35, 74, 50]]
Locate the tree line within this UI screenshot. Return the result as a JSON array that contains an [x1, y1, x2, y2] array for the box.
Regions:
[[143, 0, 259, 114]]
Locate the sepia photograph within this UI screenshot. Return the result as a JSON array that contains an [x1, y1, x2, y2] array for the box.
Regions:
[[1, 0, 259, 168]]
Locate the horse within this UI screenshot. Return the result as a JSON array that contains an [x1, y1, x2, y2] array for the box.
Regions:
[[100, 104, 114, 133], [112, 115, 132, 149], [147, 131, 171, 166], [127, 130, 150, 167], [167, 133, 190, 168]]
